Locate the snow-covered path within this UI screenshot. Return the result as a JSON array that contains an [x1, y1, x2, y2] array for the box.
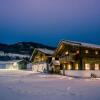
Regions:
[[0, 70, 100, 100]]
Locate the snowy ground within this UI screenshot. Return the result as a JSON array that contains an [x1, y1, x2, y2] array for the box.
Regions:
[[0, 70, 100, 100]]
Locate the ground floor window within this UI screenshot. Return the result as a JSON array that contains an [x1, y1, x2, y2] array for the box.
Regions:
[[85, 63, 90, 70], [95, 64, 99, 70], [67, 64, 71, 70], [75, 64, 78, 70]]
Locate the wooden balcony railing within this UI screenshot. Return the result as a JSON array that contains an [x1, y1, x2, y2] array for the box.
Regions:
[[59, 56, 75, 62]]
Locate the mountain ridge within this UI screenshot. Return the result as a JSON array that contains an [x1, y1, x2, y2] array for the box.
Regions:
[[0, 42, 56, 55]]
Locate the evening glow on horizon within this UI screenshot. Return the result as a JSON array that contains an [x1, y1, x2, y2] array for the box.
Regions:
[[0, 0, 100, 46]]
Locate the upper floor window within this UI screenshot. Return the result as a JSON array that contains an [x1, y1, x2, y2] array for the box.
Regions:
[[85, 50, 88, 54], [65, 51, 69, 55], [95, 51, 98, 55], [76, 50, 79, 54]]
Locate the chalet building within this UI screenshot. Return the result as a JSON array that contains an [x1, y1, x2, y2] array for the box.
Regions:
[[53, 40, 100, 76], [30, 48, 54, 72], [30, 40, 100, 77]]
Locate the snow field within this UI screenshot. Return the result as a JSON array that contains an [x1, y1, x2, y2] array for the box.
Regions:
[[0, 70, 100, 100]]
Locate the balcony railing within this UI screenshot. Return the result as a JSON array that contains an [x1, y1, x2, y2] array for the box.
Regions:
[[59, 56, 75, 62]]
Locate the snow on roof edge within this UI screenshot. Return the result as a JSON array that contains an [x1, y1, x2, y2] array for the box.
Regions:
[[61, 40, 100, 49], [36, 48, 54, 55]]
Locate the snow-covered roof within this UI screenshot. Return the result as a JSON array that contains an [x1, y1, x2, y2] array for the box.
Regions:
[[61, 40, 100, 49], [36, 48, 54, 55], [30, 48, 54, 61]]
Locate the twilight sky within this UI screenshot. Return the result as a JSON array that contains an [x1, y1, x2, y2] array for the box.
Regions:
[[0, 0, 100, 46]]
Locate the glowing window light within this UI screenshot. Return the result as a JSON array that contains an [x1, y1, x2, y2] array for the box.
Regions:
[[75, 64, 78, 70], [95, 51, 98, 55], [85, 63, 90, 70], [13, 62, 17, 66], [52, 57, 55, 60], [76, 50, 79, 54], [65, 51, 69, 55], [85, 50, 88, 54], [95, 64, 99, 70], [67, 64, 71, 70]]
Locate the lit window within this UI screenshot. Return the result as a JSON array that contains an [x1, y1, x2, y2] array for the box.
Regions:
[[85, 50, 88, 54], [52, 57, 55, 60], [95, 51, 98, 55], [67, 64, 71, 70], [85, 63, 90, 70], [65, 51, 69, 55], [76, 50, 79, 54], [75, 64, 78, 70], [95, 64, 99, 70], [41, 58, 44, 61]]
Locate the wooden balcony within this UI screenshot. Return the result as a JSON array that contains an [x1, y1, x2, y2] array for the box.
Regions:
[[59, 56, 75, 63]]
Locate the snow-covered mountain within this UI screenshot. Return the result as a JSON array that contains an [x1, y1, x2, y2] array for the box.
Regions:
[[0, 42, 56, 61], [0, 42, 55, 55]]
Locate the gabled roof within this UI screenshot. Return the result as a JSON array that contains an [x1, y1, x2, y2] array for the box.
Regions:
[[54, 40, 100, 56], [60, 40, 100, 49], [36, 48, 54, 55], [30, 48, 54, 61]]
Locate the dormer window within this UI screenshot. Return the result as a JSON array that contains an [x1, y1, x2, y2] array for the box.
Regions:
[[95, 51, 98, 55], [85, 50, 88, 54]]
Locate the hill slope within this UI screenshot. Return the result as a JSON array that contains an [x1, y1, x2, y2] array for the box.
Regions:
[[0, 42, 56, 55]]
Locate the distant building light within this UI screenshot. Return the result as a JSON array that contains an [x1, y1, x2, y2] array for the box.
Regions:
[[13, 62, 17, 66]]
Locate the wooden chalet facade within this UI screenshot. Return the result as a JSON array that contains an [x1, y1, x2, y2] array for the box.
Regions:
[[53, 40, 100, 73], [30, 48, 54, 72], [30, 40, 100, 77]]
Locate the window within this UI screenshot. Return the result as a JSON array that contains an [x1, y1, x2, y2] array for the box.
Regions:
[[65, 51, 69, 55], [52, 57, 55, 60], [95, 64, 99, 70], [85, 63, 90, 70], [76, 50, 79, 54], [75, 64, 78, 70], [67, 64, 71, 70], [85, 50, 88, 54], [95, 51, 98, 55]]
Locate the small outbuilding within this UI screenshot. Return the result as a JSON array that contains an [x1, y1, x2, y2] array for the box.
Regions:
[[0, 60, 27, 70]]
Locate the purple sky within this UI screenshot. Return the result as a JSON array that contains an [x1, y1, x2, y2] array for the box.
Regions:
[[0, 0, 100, 46]]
